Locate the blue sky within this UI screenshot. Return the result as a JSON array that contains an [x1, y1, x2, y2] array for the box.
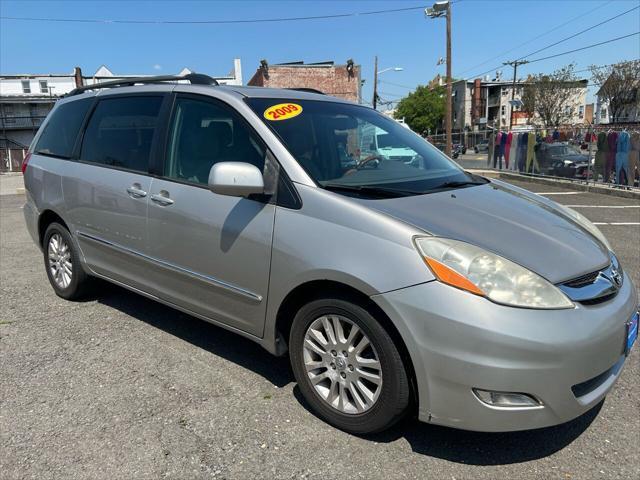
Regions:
[[1, 0, 639, 104]]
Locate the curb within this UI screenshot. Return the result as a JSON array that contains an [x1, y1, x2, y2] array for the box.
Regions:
[[469, 169, 640, 200]]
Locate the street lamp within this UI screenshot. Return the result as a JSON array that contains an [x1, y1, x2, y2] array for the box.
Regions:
[[372, 57, 403, 109], [425, 0, 453, 156], [378, 67, 404, 75]]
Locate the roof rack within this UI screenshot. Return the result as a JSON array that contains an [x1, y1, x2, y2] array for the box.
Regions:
[[66, 73, 218, 96], [286, 87, 325, 95]]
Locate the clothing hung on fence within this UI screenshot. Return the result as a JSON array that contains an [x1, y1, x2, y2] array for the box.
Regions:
[[594, 131, 607, 180], [493, 131, 506, 169], [616, 131, 631, 185], [605, 131, 618, 182], [518, 132, 528, 172], [493, 131, 503, 168], [488, 131, 495, 167], [629, 131, 640, 185], [526, 131, 537, 173], [504, 132, 513, 169], [509, 133, 519, 171]]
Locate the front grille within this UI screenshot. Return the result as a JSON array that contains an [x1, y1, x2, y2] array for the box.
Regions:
[[564, 270, 600, 288], [558, 257, 622, 305]]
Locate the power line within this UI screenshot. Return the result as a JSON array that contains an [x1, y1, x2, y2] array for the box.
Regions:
[[515, 4, 639, 60], [574, 60, 640, 74], [456, 0, 612, 77], [0, 4, 429, 25], [378, 80, 417, 90], [526, 32, 640, 64], [462, 4, 639, 80]]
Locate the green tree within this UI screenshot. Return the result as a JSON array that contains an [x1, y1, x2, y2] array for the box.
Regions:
[[393, 85, 445, 135]]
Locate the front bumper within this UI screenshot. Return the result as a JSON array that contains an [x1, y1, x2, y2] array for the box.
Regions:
[[372, 273, 638, 432]]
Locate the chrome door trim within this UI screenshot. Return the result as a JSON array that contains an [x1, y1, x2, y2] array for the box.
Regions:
[[76, 231, 263, 303]]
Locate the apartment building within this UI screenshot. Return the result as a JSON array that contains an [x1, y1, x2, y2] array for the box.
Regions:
[[452, 75, 588, 131]]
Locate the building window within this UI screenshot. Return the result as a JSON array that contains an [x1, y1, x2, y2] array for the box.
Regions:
[[578, 105, 584, 119], [601, 107, 607, 119], [501, 105, 506, 116], [21, 80, 31, 94], [39, 80, 48, 94]]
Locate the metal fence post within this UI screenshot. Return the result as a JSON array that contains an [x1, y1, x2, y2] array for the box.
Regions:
[[8, 148, 13, 172]]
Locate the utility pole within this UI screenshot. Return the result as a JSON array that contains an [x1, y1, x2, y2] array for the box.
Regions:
[[426, 1, 452, 156], [372, 56, 378, 110], [445, 1, 452, 157], [503, 59, 528, 130]]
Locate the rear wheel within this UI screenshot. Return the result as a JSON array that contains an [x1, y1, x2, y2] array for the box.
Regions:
[[43, 222, 90, 300], [290, 297, 410, 434]]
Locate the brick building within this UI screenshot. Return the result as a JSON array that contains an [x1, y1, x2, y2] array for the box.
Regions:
[[247, 60, 361, 102]]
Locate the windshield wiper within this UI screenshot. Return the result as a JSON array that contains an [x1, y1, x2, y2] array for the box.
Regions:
[[432, 175, 489, 190], [322, 183, 420, 198]]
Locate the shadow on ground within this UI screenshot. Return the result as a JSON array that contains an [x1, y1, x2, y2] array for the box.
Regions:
[[97, 281, 293, 388], [96, 281, 600, 466]]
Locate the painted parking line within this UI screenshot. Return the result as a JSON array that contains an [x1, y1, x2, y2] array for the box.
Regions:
[[564, 205, 640, 208], [538, 191, 582, 195], [592, 222, 640, 225]]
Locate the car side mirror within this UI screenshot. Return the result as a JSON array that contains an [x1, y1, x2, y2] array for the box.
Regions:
[[208, 162, 264, 198]]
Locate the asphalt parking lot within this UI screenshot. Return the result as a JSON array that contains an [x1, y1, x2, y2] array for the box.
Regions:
[[1, 179, 638, 480]]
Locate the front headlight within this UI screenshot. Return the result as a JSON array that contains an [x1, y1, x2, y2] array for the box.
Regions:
[[414, 237, 574, 309]]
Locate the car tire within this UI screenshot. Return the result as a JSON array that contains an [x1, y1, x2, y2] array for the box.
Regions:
[[474, 147, 479, 153], [290, 297, 410, 434], [43, 222, 91, 300]]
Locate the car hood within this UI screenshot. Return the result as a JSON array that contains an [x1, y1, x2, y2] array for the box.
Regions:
[[355, 180, 610, 283]]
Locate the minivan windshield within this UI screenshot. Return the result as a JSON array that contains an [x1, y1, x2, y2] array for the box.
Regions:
[[247, 98, 485, 197]]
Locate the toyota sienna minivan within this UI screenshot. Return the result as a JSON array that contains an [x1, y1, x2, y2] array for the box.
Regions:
[[23, 74, 638, 434]]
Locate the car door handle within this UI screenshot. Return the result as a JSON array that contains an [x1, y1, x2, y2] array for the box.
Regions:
[[150, 191, 174, 206], [126, 184, 147, 198]]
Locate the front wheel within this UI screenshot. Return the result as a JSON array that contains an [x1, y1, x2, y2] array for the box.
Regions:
[[290, 297, 410, 434]]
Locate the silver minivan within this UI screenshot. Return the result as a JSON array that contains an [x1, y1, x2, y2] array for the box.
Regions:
[[23, 74, 638, 434]]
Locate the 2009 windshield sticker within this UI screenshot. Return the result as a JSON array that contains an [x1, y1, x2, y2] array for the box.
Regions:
[[263, 103, 303, 121]]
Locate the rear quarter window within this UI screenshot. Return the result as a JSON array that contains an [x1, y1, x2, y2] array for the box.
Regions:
[[34, 98, 93, 158]]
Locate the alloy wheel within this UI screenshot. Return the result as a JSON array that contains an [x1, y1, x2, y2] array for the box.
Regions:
[[48, 233, 72, 289], [303, 315, 383, 414]]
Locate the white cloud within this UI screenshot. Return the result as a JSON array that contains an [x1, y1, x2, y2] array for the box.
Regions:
[[153, 64, 162, 71]]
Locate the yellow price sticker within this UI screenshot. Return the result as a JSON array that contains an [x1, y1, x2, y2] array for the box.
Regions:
[[263, 103, 303, 121]]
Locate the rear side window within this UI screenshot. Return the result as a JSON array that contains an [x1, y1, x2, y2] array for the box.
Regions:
[[80, 96, 162, 173], [34, 98, 92, 159]]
